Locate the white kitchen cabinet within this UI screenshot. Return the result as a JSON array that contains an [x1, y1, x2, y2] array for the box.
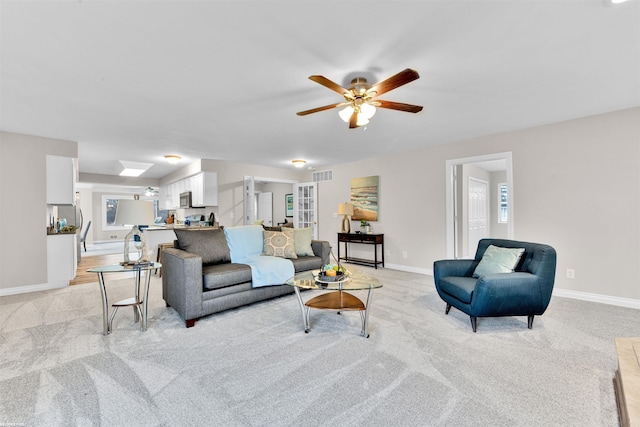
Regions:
[[46, 155, 76, 205], [162, 172, 218, 209], [47, 234, 77, 286], [189, 172, 218, 206]]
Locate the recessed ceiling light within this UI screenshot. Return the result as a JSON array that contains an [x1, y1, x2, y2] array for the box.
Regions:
[[119, 160, 153, 177], [164, 155, 181, 164], [292, 159, 306, 168]]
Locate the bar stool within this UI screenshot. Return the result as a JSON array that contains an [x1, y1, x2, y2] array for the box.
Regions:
[[156, 243, 173, 277]]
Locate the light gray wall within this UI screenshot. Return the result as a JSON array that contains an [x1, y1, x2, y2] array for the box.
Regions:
[[311, 107, 640, 301], [0, 131, 77, 291]]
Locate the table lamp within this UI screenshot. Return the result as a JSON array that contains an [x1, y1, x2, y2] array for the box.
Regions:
[[337, 202, 354, 233], [114, 195, 155, 263]]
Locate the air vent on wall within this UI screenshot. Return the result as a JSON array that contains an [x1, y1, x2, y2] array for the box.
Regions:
[[313, 170, 333, 182]]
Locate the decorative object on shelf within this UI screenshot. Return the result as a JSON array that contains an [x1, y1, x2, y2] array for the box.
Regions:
[[291, 159, 306, 168], [164, 154, 181, 164], [285, 194, 294, 217], [296, 68, 423, 129], [114, 195, 155, 262], [351, 175, 379, 221], [338, 202, 354, 233], [360, 220, 371, 234]]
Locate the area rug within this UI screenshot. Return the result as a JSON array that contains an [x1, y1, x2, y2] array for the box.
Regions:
[[1, 268, 638, 426]]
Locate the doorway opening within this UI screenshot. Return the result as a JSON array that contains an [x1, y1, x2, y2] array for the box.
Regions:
[[445, 152, 514, 258]]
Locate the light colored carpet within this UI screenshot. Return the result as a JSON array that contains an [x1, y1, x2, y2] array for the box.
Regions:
[[0, 267, 638, 426]]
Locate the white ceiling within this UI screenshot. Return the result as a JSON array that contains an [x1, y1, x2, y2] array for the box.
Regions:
[[1, 1, 638, 180]]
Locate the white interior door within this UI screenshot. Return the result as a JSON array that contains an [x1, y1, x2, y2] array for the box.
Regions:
[[293, 182, 318, 239], [468, 177, 488, 257], [257, 192, 273, 226]]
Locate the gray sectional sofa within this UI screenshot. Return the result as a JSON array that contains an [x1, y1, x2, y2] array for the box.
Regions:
[[162, 226, 330, 327]]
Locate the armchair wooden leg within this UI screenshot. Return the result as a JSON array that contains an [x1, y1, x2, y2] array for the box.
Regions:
[[470, 316, 477, 333], [527, 315, 534, 329], [445, 304, 451, 314], [185, 319, 196, 328]]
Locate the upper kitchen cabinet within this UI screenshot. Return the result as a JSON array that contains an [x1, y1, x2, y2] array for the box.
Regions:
[[190, 172, 218, 207], [161, 171, 218, 209], [46, 155, 76, 205]]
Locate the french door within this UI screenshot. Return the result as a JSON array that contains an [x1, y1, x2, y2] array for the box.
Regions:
[[293, 182, 318, 239]]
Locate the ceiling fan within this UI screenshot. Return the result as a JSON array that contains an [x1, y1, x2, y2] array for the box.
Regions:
[[297, 68, 423, 129], [144, 187, 159, 197]]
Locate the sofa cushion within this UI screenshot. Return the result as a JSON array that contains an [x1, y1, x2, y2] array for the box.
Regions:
[[174, 228, 231, 265], [202, 263, 253, 290], [473, 245, 525, 278], [283, 227, 315, 257], [263, 230, 297, 259], [290, 255, 323, 272], [439, 276, 478, 304]]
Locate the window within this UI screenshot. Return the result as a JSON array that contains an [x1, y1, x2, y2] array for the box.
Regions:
[[102, 196, 168, 230], [498, 183, 508, 223]]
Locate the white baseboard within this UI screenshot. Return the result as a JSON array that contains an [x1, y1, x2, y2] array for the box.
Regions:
[[383, 263, 433, 276], [0, 281, 68, 297], [384, 265, 639, 310], [553, 288, 640, 309]]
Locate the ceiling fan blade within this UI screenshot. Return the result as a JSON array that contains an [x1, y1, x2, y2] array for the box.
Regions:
[[309, 75, 350, 97], [375, 100, 423, 113], [297, 102, 347, 116], [367, 68, 420, 97], [349, 110, 359, 128]]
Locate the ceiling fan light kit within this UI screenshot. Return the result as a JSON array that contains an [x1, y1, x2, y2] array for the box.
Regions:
[[297, 68, 423, 129]]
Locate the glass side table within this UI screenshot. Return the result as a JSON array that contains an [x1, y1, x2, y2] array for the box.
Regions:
[[87, 263, 161, 335]]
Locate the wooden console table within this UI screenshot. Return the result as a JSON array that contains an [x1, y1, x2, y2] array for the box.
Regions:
[[337, 233, 384, 269]]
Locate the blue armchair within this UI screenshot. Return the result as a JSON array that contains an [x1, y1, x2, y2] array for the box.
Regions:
[[434, 238, 557, 332]]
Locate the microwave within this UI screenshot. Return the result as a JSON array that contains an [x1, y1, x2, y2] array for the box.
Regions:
[[179, 191, 192, 208]]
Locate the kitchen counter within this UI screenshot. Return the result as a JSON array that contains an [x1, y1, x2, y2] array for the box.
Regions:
[[145, 225, 218, 230]]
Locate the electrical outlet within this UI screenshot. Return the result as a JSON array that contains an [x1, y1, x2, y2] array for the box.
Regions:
[[402, 251, 408, 259], [566, 269, 575, 279]]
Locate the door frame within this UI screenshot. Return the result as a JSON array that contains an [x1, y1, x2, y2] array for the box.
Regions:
[[445, 152, 514, 258]]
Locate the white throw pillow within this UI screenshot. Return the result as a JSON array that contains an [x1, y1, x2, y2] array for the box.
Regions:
[[473, 245, 525, 278]]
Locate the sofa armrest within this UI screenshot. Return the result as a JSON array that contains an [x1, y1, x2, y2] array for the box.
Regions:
[[161, 247, 205, 322], [311, 240, 331, 266], [433, 259, 478, 285]]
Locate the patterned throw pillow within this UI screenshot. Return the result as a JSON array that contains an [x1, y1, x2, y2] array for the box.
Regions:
[[263, 230, 297, 259]]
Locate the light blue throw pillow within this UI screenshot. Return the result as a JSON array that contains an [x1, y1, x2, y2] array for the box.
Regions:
[[473, 245, 525, 278]]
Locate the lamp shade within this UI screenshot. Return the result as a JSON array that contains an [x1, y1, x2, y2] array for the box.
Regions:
[[337, 203, 354, 216], [115, 199, 155, 226]]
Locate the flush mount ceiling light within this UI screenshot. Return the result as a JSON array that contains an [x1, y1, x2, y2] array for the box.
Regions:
[[119, 160, 153, 177], [292, 159, 306, 168], [164, 155, 181, 164], [297, 68, 423, 129]]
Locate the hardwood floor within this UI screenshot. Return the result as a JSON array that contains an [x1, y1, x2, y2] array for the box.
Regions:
[[70, 253, 124, 285]]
